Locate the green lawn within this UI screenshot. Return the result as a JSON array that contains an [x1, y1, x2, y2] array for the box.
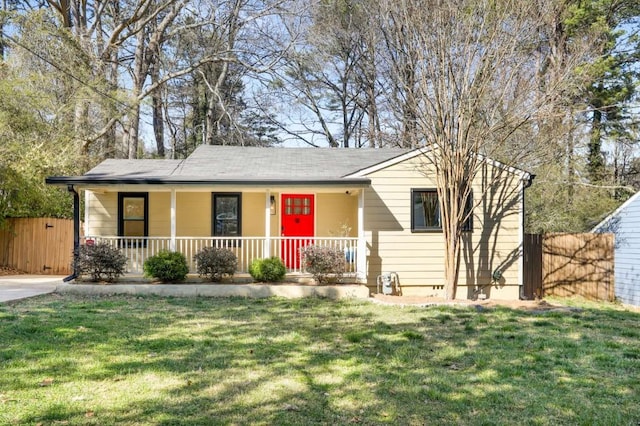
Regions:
[[0, 295, 638, 425]]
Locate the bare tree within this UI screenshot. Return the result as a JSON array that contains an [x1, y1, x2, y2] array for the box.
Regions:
[[259, 0, 385, 148], [34, 0, 297, 160], [381, 0, 598, 299], [123, 0, 185, 158]]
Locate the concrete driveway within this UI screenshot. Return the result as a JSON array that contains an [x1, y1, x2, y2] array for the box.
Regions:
[[0, 275, 64, 303]]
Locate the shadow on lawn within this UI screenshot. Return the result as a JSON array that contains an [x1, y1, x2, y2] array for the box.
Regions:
[[1, 296, 639, 425]]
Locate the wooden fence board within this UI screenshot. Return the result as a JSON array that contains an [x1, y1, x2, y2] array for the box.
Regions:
[[0, 218, 78, 275], [524, 233, 614, 301], [542, 233, 614, 301]]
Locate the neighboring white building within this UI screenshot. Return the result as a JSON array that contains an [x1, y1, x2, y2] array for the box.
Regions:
[[593, 191, 640, 306]]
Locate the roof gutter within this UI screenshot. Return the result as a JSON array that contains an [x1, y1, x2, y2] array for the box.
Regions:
[[523, 173, 536, 189], [45, 177, 372, 187], [63, 184, 80, 282]]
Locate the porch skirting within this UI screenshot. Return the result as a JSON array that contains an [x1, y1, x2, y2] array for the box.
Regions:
[[56, 282, 370, 300]]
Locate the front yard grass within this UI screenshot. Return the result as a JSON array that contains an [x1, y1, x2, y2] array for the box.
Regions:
[[0, 295, 638, 425]]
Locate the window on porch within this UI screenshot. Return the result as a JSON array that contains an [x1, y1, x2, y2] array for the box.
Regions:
[[212, 193, 241, 237], [118, 193, 148, 237]]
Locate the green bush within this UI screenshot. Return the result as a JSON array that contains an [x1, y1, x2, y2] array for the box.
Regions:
[[249, 257, 286, 282], [143, 250, 189, 282], [76, 243, 127, 282], [300, 245, 345, 284], [193, 247, 237, 282]]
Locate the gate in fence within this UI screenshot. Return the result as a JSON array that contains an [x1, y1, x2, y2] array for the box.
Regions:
[[523, 233, 614, 301]]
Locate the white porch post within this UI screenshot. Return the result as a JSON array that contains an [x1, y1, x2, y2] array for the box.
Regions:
[[357, 189, 366, 281], [84, 189, 90, 238], [264, 190, 271, 258], [170, 188, 176, 251]]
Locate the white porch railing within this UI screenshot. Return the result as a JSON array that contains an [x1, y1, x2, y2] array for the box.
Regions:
[[82, 236, 359, 276]]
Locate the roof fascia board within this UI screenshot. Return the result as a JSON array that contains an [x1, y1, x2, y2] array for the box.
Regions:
[[592, 190, 640, 232], [46, 177, 371, 187], [83, 185, 367, 194], [475, 153, 530, 180], [347, 147, 530, 180]]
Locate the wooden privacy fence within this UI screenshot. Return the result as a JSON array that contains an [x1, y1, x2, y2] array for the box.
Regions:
[[0, 218, 77, 275], [524, 233, 614, 301]]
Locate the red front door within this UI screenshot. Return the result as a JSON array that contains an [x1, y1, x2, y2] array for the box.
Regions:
[[281, 194, 314, 269]]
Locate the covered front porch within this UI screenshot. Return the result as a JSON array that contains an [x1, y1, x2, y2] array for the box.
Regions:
[[82, 186, 368, 281]]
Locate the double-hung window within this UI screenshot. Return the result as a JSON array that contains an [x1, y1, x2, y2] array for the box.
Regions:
[[118, 192, 148, 246], [411, 189, 473, 232], [212, 193, 241, 238]]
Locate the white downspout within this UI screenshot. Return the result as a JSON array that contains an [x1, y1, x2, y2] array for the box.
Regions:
[[357, 189, 366, 282]]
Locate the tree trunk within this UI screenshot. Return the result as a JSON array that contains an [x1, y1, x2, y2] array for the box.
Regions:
[[588, 107, 604, 183], [438, 171, 464, 301], [104, 45, 119, 158], [127, 26, 146, 159], [0, 0, 6, 61], [567, 126, 575, 203], [127, 104, 141, 159], [151, 62, 165, 157], [443, 231, 461, 300], [152, 91, 164, 156], [401, 61, 418, 148], [206, 88, 216, 144]]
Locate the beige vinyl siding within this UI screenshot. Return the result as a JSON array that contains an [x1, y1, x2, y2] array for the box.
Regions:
[[364, 156, 522, 300], [149, 192, 170, 236], [176, 193, 211, 236], [316, 193, 357, 237], [87, 192, 117, 236], [242, 192, 266, 237], [270, 192, 280, 237]]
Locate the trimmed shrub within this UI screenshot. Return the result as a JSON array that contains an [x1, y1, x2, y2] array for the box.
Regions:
[[143, 250, 189, 282], [193, 247, 237, 282], [76, 243, 127, 282], [249, 257, 286, 282], [300, 245, 345, 284]]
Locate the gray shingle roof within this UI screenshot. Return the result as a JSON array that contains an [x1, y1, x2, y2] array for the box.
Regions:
[[182, 145, 408, 180], [47, 146, 410, 186], [86, 159, 183, 178]]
